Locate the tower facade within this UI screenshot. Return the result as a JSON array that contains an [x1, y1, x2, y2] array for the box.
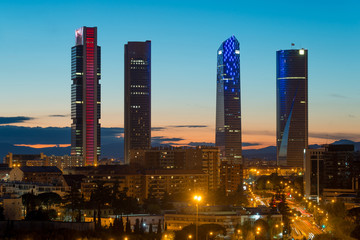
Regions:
[[276, 49, 308, 167], [124, 41, 151, 164], [71, 26, 101, 166], [215, 36, 242, 163]]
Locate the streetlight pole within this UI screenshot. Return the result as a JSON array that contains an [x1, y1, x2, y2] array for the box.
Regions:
[[193, 195, 202, 240], [196, 203, 198, 240]]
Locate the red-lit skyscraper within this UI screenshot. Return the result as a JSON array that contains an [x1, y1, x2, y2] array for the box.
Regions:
[[71, 27, 101, 166]]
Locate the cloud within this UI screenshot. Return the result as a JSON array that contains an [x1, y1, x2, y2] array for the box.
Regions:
[[188, 142, 215, 146], [152, 136, 185, 146], [101, 128, 124, 145], [172, 125, 208, 128], [0, 126, 70, 144], [48, 114, 70, 118], [310, 132, 360, 141], [0, 116, 34, 125], [152, 136, 184, 142], [242, 142, 261, 147], [0, 126, 125, 145], [329, 93, 347, 99], [151, 127, 167, 131], [101, 128, 124, 135], [349, 114, 356, 118]]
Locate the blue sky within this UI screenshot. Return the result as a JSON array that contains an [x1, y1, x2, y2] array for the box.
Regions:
[[0, 0, 359, 147]]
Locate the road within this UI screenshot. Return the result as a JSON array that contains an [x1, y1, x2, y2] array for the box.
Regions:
[[247, 187, 325, 239], [287, 199, 324, 239], [292, 218, 323, 239]]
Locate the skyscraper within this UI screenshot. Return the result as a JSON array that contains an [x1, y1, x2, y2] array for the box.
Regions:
[[124, 41, 151, 164], [276, 49, 308, 167], [215, 36, 242, 163], [71, 27, 101, 166], [216, 36, 242, 194]]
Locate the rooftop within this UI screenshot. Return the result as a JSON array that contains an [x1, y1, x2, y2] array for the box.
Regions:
[[19, 166, 61, 173]]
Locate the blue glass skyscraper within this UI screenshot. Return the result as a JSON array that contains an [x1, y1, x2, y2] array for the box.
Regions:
[[276, 49, 308, 167], [215, 36, 242, 163]]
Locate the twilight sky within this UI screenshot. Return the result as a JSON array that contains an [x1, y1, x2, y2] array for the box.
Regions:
[[0, 0, 359, 149]]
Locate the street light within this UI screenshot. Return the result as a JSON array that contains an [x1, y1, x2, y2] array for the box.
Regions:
[[193, 195, 202, 240], [188, 234, 193, 239]]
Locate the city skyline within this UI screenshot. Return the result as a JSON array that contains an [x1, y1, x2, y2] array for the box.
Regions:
[[1, 0, 359, 152]]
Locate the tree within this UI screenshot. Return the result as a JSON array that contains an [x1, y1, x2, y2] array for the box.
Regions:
[[38, 192, 62, 210], [143, 189, 161, 214], [89, 181, 112, 228], [119, 216, 124, 234], [161, 192, 174, 210], [174, 224, 226, 240], [228, 185, 248, 206], [113, 216, 124, 234], [0, 206, 5, 220], [270, 190, 291, 236], [112, 187, 140, 215], [126, 216, 132, 233], [254, 219, 269, 240], [22, 192, 40, 217], [157, 219, 162, 234], [63, 188, 84, 222], [240, 220, 253, 240], [25, 209, 51, 221], [140, 218, 145, 234], [134, 218, 140, 233], [313, 233, 341, 240]]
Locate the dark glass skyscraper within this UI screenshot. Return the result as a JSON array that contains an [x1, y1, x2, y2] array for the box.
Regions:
[[124, 41, 151, 164], [71, 27, 101, 166], [215, 36, 242, 163], [276, 49, 308, 167]]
